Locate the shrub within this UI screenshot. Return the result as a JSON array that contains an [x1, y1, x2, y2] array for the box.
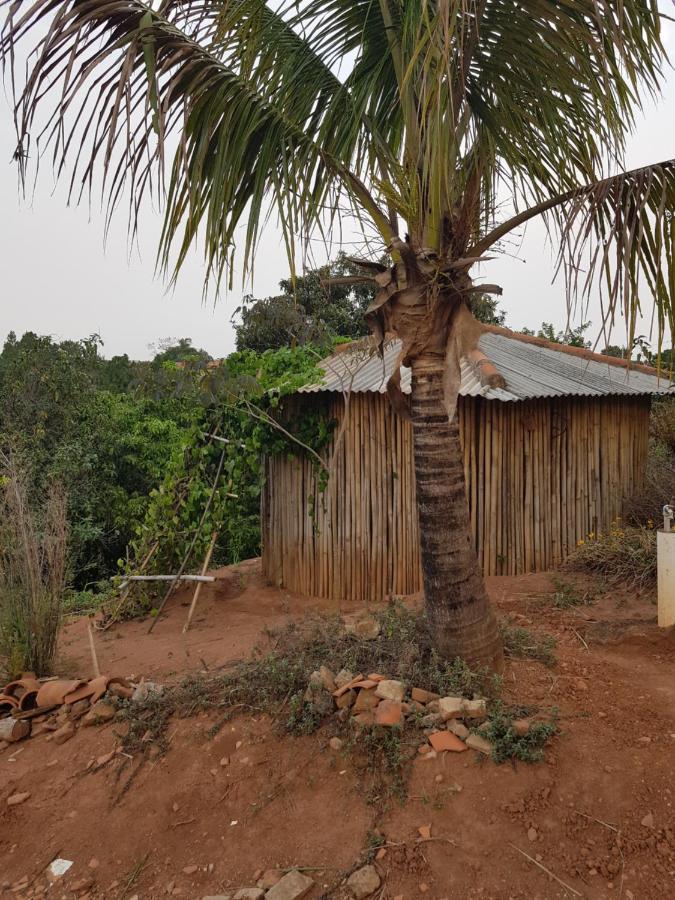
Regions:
[[562, 521, 656, 589], [0, 455, 68, 678]]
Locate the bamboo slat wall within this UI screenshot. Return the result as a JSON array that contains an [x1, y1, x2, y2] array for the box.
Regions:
[[261, 393, 651, 602]]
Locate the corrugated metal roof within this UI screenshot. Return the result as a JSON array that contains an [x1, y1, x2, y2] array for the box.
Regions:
[[300, 332, 674, 402]]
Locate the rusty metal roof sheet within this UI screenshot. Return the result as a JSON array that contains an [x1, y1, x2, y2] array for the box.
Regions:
[[299, 332, 674, 402]]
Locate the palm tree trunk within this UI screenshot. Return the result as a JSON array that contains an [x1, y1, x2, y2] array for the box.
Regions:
[[410, 355, 504, 673]]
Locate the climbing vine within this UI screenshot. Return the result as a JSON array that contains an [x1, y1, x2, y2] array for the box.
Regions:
[[117, 346, 334, 610]]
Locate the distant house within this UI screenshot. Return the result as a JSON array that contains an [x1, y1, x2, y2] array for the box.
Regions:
[[261, 326, 673, 603]]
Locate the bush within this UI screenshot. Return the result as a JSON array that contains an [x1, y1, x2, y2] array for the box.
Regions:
[[562, 521, 656, 589], [624, 397, 675, 526], [0, 456, 68, 678]]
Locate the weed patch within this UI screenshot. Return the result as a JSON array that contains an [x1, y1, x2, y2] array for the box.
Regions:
[[562, 523, 656, 590], [482, 702, 558, 764], [500, 621, 557, 667], [549, 576, 595, 609]]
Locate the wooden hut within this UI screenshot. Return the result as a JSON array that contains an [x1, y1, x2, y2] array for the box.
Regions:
[[262, 326, 673, 602]]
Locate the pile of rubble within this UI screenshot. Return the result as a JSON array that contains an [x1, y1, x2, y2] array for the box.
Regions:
[[305, 666, 518, 756], [0, 673, 159, 750]]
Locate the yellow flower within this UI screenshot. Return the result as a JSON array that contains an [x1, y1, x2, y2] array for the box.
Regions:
[[577, 539, 585, 546]]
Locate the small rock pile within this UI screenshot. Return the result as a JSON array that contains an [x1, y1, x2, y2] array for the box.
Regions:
[[305, 666, 502, 756], [0, 673, 162, 752]]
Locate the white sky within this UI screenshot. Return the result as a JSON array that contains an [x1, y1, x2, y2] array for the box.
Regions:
[[1, 13, 674, 360]]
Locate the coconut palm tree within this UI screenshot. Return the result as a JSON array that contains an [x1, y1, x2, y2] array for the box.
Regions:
[[3, 0, 675, 672]]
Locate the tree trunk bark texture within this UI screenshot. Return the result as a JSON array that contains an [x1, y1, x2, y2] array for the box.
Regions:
[[410, 355, 504, 673]]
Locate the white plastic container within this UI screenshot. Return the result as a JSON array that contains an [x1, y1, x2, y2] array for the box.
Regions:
[[657, 529, 675, 628]]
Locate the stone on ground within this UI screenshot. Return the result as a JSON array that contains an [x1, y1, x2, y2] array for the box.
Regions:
[[264, 869, 314, 900], [447, 720, 470, 739], [83, 700, 116, 725], [6, 792, 30, 807], [462, 698, 487, 719], [329, 737, 344, 751], [353, 688, 380, 713], [319, 666, 336, 692], [53, 722, 76, 745], [374, 680, 405, 702], [465, 733, 493, 755], [428, 731, 467, 753], [438, 697, 464, 721], [334, 669, 354, 689], [411, 688, 440, 704], [512, 718, 531, 736], [346, 616, 381, 640], [233, 889, 264, 900], [258, 869, 283, 889], [374, 700, 403, 726], [347, 865, 381, 899]]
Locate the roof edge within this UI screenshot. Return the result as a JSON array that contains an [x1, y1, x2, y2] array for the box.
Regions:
[[482, 324, 664, 377]]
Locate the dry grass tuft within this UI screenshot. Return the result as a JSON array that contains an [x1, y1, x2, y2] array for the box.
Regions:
[[0, 453, 68, 678], [562, 522, 656, 590]]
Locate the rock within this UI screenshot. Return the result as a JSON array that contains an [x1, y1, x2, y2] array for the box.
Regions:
[[374, 680, 405, 702], [418, 744, 432, 755], [319, 666, 336, 692], [447, 720, 470, 740], [334, 669, 354, 689], [438, 697, 464, 721], [411, 688, 440, 704], [465, 734, 493, 755], [220, 756, 230, 767], [0, 718, 30, 743], [418, 824, 432, 839], [83, 700, 116, 726], [462, 698, 487, 720], [428, 731, 467, 753], [6, 792, 30, 807], [374, 700, 403, 726], [70, 699, 91, 719], [303, 672, 324, 702], [329, 737, 344, 751], [420, 713, 442, 728], [512, 719, 531, 737], [108, 682, 134, 700], [265, 869, 314, 900], [53, 722, 76, 745], [95, 750, 115, 768], [131, 681, 164, 703], [434, 774, 443, 784], [347, 865, 381, 899], [0, 740, 8, 751], [375, 848, 387, 860], [528, 827, 538, 843], [353, 711, 376, 727], [233, 890, 264, 900], [367, 673, 386, 682], [426, 699, 440, 713], [419, 749, 438, 760], [353, 688, 380, 713], [183, 866, 199, 875], [573, 678, 589, 692], [258, 870, 283, 889], [202, 897, 231, 900], [641, 812, 654, 829], [346, 616, 381, 640], [71, 877, 94, 895], [88, 858, 99, 870], [336, 689, 356, 709]]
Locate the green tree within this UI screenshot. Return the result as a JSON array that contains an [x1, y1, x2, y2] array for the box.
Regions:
[[522, 322, 591, 348], [5, 1, 675, 671], [234, 253, 375, 351], [150, 338, 212, 367]]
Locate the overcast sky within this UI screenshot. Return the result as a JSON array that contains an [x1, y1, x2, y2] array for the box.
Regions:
[[1, 14, 674, 360]]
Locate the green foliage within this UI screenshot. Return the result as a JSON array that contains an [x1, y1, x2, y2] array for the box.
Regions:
[[499, 621, 557, 667], [149, 337, 212, 367], [521, 321, 591, 348], [482, 702, 558, 764], [470, 294, 507, 326], [233, 254, 375, 352], [549, 576, 594, 610]]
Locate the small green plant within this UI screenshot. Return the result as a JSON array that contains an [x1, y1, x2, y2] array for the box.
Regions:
[[362, 829, 386, 862], [550, 576, 594, 609], [482, 702, 558, 763], [350, 723, 412, 804], [500, 621, 557, 667]]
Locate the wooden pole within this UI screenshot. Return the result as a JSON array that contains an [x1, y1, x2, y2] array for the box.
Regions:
[[183, 532, 219, 634], [87, 617, 100, 678]]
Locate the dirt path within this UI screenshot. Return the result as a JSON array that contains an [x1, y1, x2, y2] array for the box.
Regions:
[[2, 564, 674, 899]]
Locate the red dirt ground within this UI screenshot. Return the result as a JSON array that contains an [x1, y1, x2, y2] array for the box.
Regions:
[[2, 561, 675, 899]]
